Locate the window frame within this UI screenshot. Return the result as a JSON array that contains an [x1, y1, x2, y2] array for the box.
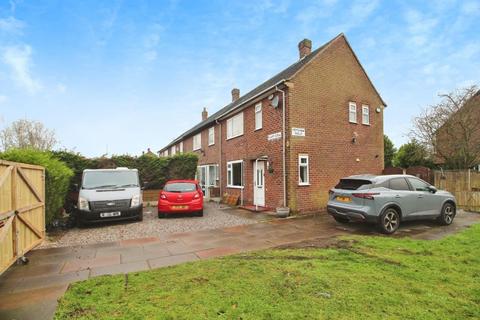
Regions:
[[226, 112, 244, 140], [193, 133, 202, 151], [227, 160, 244, 188], [362, 105, 370, 125], [254, 103, 262, 131], [407, 177, 431, 192], [208, 127, 215, 146], [298, 154, 310, 186], [349, 102, 357, 124]]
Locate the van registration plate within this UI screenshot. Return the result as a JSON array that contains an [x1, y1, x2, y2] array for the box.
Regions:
[[100, 211, 121, 218], [336, 196, 351, 203]]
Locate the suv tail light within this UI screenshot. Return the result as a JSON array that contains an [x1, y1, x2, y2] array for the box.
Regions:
[[352, 193, 380, 200], [160, 193, 167, 200]]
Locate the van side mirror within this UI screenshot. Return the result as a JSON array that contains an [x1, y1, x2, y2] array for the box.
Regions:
[[427, 186, 437, 193], [73, 183, 79, 192]]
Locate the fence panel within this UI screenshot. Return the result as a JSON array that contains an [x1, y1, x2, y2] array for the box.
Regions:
[[0, 160, 45, 275], [434, 170, 480, 212]]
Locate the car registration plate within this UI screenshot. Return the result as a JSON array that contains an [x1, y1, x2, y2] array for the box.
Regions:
[[100, 211, 121, 218], [172, 205, 188, 210], [336, 196, 351, 203]]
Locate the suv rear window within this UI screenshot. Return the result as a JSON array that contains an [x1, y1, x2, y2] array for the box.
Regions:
[[164, 182, 197, 193], [335, 179, 372, 190]]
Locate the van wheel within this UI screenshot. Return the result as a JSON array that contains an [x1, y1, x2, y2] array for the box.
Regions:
[[333, 216, 349, 224], [379, 208, 400, 234], [158, 212, 166, 219], [136, 212, 143, 222], [437, 203, 455, 225]]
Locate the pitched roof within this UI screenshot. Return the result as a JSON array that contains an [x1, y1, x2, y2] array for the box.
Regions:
[[160, 33, 384, 152]]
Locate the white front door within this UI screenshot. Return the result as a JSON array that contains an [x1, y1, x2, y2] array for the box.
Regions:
[[253, 161, 265, 207]]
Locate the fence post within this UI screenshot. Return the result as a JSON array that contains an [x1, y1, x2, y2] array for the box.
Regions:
[[468, 168, 471, 191]]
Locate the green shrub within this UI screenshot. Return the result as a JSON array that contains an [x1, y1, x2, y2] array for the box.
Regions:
[[0, 149, 73, 227], [51, 150, 95, 189], [167, 153, 198, 181]]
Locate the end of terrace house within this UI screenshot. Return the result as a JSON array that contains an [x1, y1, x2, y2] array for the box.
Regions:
[[159, 33, 387, 213]]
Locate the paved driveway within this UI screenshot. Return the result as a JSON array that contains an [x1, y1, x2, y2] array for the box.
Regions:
[[1, 210, 479, 320]]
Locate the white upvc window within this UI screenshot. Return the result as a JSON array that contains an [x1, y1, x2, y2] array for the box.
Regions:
[[226, 112, 244, 139], [208, 127, 215, 146], [362, 105, 370, 125], [254, 103, 262, 130], [227, 160, 243, 188], [170, 145, 176, 156], [349, 102, 357, 123], [179, 141, 183, 153], [193, 133, 202, 151], [298, 154, 310, 186]]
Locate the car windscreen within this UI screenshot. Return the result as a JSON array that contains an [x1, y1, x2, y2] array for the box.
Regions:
[[82, 171, 139, 189], [335, 179, 373, 190], [164, 182, 197, 193]]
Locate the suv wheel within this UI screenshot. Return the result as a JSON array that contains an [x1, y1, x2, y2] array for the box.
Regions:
[[333, 216, 349, 224], [437, 203, 455, 225], [379, 208, 400, 234]]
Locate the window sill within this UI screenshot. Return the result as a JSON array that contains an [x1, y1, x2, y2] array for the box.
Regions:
[[254, 127, 262, 132], [226, 133, 244, 141], [208, 143, 215, 147], [362, 123, 370, 126], [193, 148, 201, 151], [298, 183, 311, 186], [349, 121, 358, 124], [227, 185, 244, 189]]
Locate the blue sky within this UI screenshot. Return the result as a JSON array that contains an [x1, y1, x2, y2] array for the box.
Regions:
[[0, 0, 479, 157]]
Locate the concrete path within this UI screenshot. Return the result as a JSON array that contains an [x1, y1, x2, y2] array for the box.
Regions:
[[1, 210, 479, 320]]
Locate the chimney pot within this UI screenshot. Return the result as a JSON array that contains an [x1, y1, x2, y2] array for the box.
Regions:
[[202, 107, 208, 121], [231, 88, 240, 102], [298, 39, 312, 59]]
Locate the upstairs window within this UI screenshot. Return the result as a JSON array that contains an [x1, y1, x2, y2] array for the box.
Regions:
[[193, 133, 201, 151], [208, 127, 215, 146], [179, 141, 183, 153], [227, 112, 244, 139], [227, 160, 243, 187], [349, 102, 357, 123], [298, 154, 310, 185], [255, 103, 262, 130], [362, 105, 370, 125]]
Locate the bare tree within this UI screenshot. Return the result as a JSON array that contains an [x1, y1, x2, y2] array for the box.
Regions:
[[410, 85, 480, 169], [0, 119, 57, 151]]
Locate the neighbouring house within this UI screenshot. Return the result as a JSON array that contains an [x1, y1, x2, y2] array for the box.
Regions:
[[159, 33, 386, 213], [434, 90, 480, 170]]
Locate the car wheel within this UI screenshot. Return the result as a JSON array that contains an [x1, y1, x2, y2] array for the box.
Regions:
[[158, 212, 166, 219], [333, 216, 349, 224], [136, 212, 143, 222], [437, 203, 455, 225], [379, 208, 400, 234], [196, 210, 204, 217]]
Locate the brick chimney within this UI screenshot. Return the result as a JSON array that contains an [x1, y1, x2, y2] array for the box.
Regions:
[[298, 39, 312, 59], [231, 88, 240, 102], [202, 107, 208, 121]]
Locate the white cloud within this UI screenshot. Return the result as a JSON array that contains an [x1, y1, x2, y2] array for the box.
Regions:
[[461, 1, 480, 15], [0, 16, 24, 34], [326, 0, 379, 34], [56, 83, 67, 93], [2, 45, 42, 94], [142, 24, 163, 62], [0, 95, 7, 104]]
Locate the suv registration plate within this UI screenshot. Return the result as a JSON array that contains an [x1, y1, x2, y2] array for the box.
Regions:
[[336, 196, 351, 203], [100, 211, 121, 218]]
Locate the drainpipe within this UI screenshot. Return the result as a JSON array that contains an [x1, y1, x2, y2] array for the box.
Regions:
[[216, 119, 222, 198], [255, 158, 259, 212], [275, 85, 287, 208]]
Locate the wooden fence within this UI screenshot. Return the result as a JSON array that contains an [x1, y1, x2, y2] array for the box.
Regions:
[[0, 160, 45, 275], [143, 189, 161, 202], [434, 170, 480, 212]]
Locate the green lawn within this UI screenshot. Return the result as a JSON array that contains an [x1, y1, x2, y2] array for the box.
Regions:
[[55, 224, 480, 320]]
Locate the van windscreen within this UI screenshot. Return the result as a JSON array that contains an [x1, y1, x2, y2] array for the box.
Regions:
[[164, 183, 196, 193], [335, 179, 372, 190], [82, 171, 139, 189]]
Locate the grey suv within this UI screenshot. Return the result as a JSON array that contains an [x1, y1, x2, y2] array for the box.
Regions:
[[327, 174, 456, 234]]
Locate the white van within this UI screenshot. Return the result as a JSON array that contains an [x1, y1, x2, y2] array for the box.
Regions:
[[76, 168, 143, 226]]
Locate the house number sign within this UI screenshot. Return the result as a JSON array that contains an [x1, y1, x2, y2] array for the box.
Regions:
[[291, 128, 306, 137]]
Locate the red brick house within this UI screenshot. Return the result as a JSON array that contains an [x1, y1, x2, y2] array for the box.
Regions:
[[159, 34, 386, 213]]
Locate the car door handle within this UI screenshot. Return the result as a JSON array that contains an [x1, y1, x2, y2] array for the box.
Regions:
[[395, 195, 401, 198], [417, 195, 424, 198]]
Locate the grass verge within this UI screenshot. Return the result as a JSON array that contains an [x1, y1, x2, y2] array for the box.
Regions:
[[55, 224, 480, 319]]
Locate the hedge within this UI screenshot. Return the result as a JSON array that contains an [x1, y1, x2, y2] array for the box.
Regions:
[[0, 149, 73, 227]]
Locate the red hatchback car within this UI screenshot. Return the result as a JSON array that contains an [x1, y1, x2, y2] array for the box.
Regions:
[[158, 180, 204, 218]]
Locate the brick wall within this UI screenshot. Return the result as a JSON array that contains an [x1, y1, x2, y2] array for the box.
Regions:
[[287, 35, 384, 212]]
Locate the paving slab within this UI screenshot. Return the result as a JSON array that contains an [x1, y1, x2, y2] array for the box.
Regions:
[[89, 261, 150, 277], [148, 253, 199, 269]]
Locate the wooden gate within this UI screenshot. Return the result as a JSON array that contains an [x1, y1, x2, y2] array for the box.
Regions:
[[0, 160, 45, 274]]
